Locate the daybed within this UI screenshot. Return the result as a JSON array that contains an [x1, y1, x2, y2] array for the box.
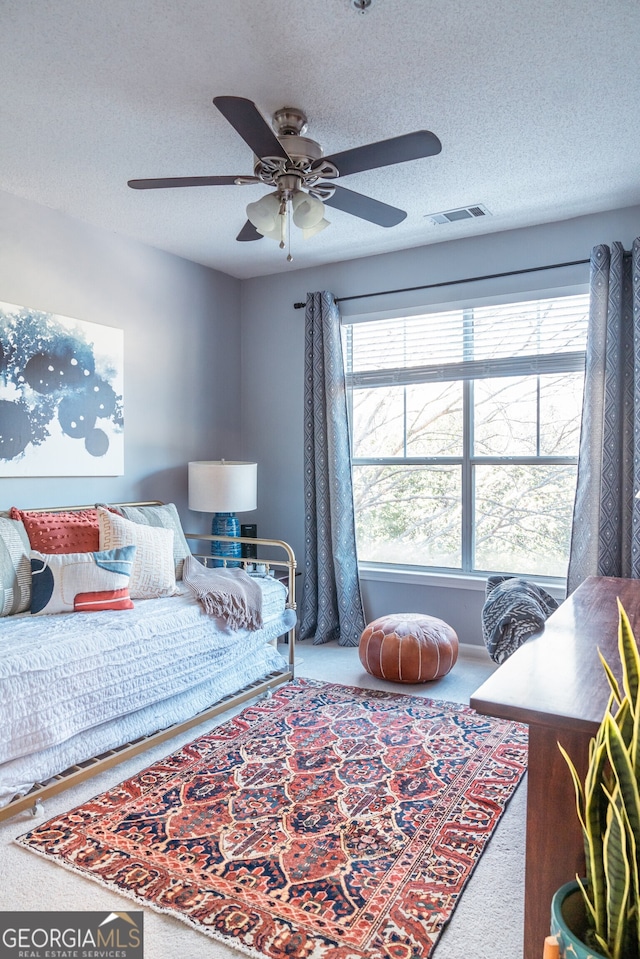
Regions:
[[0, 501, 296, 822]]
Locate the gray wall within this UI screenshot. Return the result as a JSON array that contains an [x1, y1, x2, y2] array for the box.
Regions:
[[240, 204, 640, 646], [0, 189, 241, 529], [4, 187, 640, 647]]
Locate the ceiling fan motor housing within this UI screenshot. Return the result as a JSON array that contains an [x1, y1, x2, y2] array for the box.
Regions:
[[253, 134, 324, 176], [266, 106, 326, 168], [279, 134, 323, 163], [272, 106, 308, 136], [254, 115, 338, 196]]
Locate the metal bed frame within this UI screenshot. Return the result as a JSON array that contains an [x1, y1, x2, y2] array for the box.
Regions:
[[0, 502, 296, 822]]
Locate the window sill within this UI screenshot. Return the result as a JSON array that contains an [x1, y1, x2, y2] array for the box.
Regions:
[[358, 563, 567, 602]]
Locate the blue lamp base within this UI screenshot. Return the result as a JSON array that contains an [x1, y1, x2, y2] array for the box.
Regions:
[[211, 512, 241, 568]]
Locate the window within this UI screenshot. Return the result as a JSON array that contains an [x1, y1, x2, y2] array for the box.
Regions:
[[344, 293, 589, 580]]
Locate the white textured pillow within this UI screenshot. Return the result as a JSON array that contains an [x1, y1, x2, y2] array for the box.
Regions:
[[116, 503, 190, 580], [97, 507, 177, 599]]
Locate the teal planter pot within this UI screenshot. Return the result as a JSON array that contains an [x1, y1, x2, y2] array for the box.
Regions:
[[550, 881, 607, 959]]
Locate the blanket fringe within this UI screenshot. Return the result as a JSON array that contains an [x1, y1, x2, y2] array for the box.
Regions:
[[199, 593, 262, 631]]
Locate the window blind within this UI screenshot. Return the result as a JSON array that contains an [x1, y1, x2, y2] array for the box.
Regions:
[[344, 293, 589, 387]]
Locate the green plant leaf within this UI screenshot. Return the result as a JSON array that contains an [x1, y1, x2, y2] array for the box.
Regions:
[[614, 698, 634, 748], [619, 799, 640, 959], [605, 711, 640, 843], [617, 600, 640, 714], [593, 930, 613, 958], [586, 740, 610, 940], [559, 740, 602, 925], [602, 785, 631, 959], [615, 601, 640, 794], [559, 740, 586, 829], [601, 647, 623, 705], [633, 690, 640, 794], [576, 874, 598, 928], [561, 735, 608, 932]]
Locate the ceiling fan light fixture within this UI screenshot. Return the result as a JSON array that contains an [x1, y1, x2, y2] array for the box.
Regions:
[[246, 192, 281, 235], [292, 191, 326, 229], [257, 222, 283, 242], [302, 218, 331, 240], [129, 97, 440, 255]]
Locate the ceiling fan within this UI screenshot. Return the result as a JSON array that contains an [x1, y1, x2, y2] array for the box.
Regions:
[[128, 96, 442, 257]]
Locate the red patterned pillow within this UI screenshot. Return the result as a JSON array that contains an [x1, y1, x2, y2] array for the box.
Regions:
[[9, 508, 100, 554]]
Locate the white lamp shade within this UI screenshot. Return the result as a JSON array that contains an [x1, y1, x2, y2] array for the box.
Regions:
[[256, 221, 283, 242], [246, 193, 281, 235], [292, 191, 325, 229], [188, 461, 257, 513], [303, 217, 330, 239]]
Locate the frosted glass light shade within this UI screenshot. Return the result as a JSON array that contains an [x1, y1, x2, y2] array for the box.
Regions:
[[246, 193, 281, 235], [257, 220, 284, 243], [292, 191, 325, 229], [303, 217, 330, 239], [188, 461, 257, 513]]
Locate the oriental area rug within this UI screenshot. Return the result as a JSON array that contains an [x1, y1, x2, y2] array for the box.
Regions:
[[16, 679, 527, 959]]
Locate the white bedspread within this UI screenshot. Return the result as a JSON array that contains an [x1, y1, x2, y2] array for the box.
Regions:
[[0, 576, 291, 769], [0, 612, 294, 808]]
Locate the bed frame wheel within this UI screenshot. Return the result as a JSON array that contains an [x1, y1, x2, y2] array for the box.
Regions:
[[30, 799, 44, 817], [264, 688, 273, 700]]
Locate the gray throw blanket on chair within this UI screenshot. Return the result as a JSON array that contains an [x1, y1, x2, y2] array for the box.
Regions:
[[481, 575, 559, 664], [182, 555, 263, 630]]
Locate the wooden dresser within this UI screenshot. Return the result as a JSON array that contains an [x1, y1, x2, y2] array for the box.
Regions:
[[471, 576, 640, 959]]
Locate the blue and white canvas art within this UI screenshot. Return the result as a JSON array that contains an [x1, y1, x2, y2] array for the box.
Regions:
[[0, 302, 124, 476]]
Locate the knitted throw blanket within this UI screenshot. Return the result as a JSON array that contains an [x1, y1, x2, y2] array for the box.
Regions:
[[481, 575, 558, 665], [182, 555, 263, 630]]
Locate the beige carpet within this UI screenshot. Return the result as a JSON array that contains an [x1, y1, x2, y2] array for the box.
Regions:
[[0, 642, 526, 959]]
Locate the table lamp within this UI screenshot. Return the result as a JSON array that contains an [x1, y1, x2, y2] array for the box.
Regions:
[[188, 460, 257, 566]]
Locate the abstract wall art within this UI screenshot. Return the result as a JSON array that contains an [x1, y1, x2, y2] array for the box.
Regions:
[[0, 301, 124, 476]]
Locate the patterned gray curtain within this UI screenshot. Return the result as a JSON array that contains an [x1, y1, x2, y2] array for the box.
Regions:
[[299, 291, 366, 646], [567, 238, 640, 593]]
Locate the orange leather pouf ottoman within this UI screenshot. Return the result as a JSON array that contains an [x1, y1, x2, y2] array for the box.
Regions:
[[359, 613, 459, 683]]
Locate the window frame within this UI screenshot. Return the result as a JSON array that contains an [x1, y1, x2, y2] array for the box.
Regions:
[[344, 292, 589, 583]]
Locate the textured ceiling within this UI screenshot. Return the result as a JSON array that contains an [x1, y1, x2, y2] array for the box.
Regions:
[[1, 0, 639, 279]]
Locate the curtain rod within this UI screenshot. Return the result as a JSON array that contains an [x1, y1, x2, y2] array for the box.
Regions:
[[293, 255, 600, 310]]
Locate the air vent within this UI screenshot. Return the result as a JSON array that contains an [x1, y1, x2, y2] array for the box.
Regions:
[[428, 204, 491, 225]]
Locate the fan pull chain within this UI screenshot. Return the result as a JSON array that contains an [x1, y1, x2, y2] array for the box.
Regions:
[[278, 196, 286, 250]]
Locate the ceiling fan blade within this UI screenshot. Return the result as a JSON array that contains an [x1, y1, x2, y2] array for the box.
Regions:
[[128, 175, 245, 190], [322, 184, 407, 227], [322, 130, 442, 178], [213, 96, 289, 161], [236, 220, 264, 242]]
